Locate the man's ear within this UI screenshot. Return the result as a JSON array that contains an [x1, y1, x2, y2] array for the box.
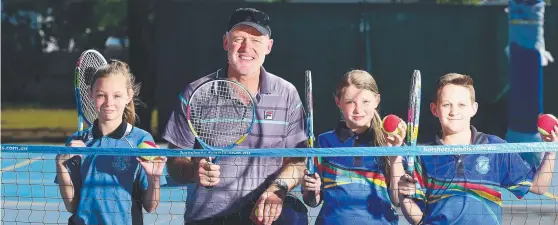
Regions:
[[265, 38, 273, 55], [223, 33, 229, 50]]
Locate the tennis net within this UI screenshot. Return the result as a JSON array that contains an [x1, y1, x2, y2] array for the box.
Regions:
[[1, 142, 557, 225]]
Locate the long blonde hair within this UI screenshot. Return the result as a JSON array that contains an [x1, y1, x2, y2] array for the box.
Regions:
[[335, 70, 391, 177], [91, 60, 141, 125], [335, 69, 387, 146]]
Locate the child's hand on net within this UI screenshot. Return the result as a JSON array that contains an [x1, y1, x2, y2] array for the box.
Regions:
[[138, 157, 167, 176], [66, 140, 86, 147], [57, 140, 84, 167], [398, 174, 417, 198], [55, 154, 81, 167]]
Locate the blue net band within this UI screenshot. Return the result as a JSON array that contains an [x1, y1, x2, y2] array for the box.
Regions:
[[2, 142, 557, 157]]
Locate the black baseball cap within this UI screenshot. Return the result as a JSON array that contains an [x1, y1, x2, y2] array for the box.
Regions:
[[227, 8, 271, 36]]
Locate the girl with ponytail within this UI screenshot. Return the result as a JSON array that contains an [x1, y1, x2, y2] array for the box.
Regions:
[[301, 70, 406, 225], [55, 60, 166, 225]]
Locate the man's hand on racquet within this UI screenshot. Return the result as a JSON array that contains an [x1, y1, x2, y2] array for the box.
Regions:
[[195, 158, 221, 187]]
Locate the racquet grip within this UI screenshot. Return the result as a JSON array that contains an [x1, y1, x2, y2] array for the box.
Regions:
[[204, 158, 216, 189], [406, 157, 415, 176], [304, 172, 319, 207], [306, 157, 317, 203], [307, 157, 315, 174], [307, 192, 318, 207], [73, 132, 87, 141]]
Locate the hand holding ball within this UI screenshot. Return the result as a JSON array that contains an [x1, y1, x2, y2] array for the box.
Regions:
[[538, 114, 558, 136], [382, 114, 405, 137], [138, 141, 165, 162]]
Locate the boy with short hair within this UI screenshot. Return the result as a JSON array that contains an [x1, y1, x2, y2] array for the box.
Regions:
[[398, 73, 557, 225]]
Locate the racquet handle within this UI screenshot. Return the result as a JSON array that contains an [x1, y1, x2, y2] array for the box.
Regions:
[[406, 157, 415, 175], [307, 192, 318, 207], [304, 173, 319, 207]]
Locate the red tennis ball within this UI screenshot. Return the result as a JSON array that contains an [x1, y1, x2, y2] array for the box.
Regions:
[[138, 141, 162, 161], [138, 141, 157, 148], [382, 114, 403, 136], [538, 114, 558, 136]]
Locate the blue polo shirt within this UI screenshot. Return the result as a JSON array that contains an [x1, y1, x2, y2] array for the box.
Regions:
[[311, 121, 398, 225], [56, 120, 166, 225], [410, 126, 535, 225]]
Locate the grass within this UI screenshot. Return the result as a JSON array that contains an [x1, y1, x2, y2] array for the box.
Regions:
[[2, 109, 79, 130], [1, 108, 159, 142]]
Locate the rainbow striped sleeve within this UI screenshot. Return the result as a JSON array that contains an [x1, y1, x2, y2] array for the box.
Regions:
[[316, 157, 390, 197], [411, 156, 427, 201]]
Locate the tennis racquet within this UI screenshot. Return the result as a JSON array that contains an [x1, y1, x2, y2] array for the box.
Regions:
[[75, 49, 107, 138], [305, 70, 318, 206], [406, 70, 421, 176], [179, 79, 256, 164], [305, 70, 315, 166]]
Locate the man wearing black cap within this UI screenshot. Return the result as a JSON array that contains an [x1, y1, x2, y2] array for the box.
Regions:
[[163, 8, 309, 225]]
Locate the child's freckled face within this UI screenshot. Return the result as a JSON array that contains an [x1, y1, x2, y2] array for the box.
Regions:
[[431, 84, 478, 135]]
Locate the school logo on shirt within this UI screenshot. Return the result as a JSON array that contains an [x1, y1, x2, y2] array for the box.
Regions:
[[112, 156, 131, 173], [85, 132, 93, 141], [475, 156, 490, 175], [264, 110, 273, 120]]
